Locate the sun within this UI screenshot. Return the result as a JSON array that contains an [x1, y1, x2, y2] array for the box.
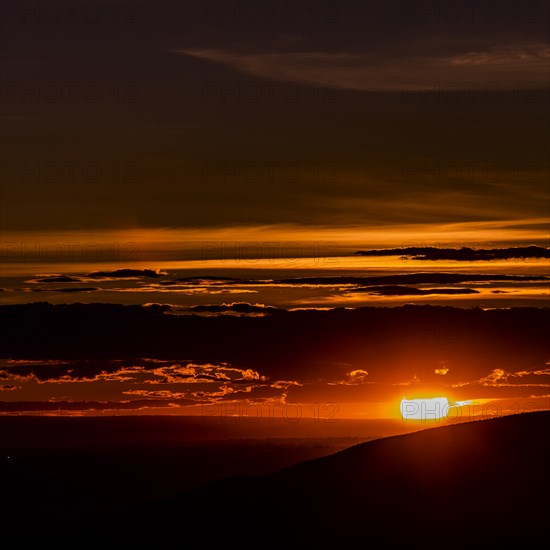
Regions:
[[400, 397, 450, 421]]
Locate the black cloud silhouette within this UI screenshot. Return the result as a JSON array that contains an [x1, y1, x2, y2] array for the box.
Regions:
[[32, 276, 82, 283], [85, 269, 164, 279], [272, 273, 548, 286], [348, 285, 479, 296], [355, 246, 549, 261]]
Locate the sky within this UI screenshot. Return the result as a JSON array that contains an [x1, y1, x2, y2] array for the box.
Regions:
[[1, 304, 549, 419], [0, 1, 548, 419], [0, 0, 548, 241]]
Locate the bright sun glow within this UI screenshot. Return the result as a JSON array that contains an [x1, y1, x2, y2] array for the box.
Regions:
[[400, 397, 450, 421]]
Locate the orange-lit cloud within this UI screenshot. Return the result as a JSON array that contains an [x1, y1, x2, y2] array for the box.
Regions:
[[476, 368, 550, 387], [329, 369, 370, 386]]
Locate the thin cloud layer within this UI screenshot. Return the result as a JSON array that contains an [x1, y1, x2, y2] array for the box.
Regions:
[[179, 43, 550, 91]]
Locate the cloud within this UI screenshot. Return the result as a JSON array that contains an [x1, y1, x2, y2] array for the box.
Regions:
[[478, 368, 550, 386], [435, 368, 450, 376], [193, 383, 282, 403], [0, 357, 278, 411], [30, 276, 82, 283], [0, 359, 268, 387], [0, 360, 145, 384], [347, 286, 479, 296], [271, 380, 302, 389], [328, 369, 370, 386], [355, 246, 550, 261], [85, 269, 166, 280], [144, 363, 266, 385], [191, 383, 254, 399], [128, 285, 258, 296], [455, 368, 550, 389], [346, 369, 369, 384], [31, 287, 99, 293], [168, 277, 249, 286], [189, 302, 277, 314], [123, 389, 188, 399], [274, 273, 549, 286], [177, 43, 550, 91]]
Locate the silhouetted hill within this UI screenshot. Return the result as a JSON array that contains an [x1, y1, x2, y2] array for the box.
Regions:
[[67, 412, 549, 547]]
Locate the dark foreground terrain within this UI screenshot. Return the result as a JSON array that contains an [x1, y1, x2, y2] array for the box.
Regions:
[[7, 411, 547, 546], [1, 415, 421, 530]]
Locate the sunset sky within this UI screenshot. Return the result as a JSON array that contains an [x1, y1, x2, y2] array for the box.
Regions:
[[1, 1, 548, 237], [0, 1, 548, 420]]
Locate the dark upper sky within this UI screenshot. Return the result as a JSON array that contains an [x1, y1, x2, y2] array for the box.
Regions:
[[1, 0, 549, 233]]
